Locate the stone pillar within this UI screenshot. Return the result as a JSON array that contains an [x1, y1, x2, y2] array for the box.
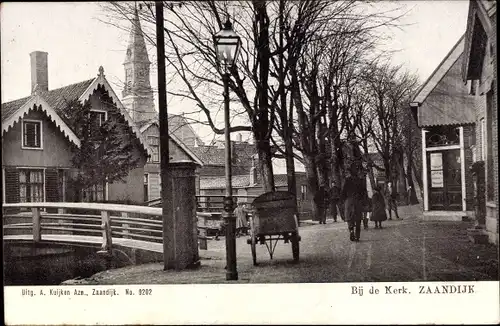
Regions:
[[166, 161, 200, 269]]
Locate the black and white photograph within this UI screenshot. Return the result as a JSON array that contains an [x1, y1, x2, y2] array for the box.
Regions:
[[2, 1, 499, 324]]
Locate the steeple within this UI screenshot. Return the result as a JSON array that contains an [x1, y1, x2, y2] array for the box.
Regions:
[[122, 6, 156, 123]]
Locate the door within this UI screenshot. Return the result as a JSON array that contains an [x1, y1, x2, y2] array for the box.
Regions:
[[427, 150, 462, 211]]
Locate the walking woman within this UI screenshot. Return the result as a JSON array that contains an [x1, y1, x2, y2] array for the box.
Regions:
[[341, 163, 368, 242], [371, 186, 387, 228]]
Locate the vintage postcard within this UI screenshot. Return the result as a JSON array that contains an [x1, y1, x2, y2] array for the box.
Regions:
[[2, 1, 499, 324]]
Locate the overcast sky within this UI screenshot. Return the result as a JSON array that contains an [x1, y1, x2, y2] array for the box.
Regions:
[[1, 1, 470, 144]]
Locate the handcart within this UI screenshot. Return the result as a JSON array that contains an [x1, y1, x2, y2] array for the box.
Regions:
[[246, 191, 301, 265]]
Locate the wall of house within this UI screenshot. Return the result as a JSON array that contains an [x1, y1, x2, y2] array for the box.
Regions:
[[492, 12, 498, 243], [108, 166, 144, 203], [2, 109, 75, 168], [463, 124, 475, 210], [88, 87, 147, 204]]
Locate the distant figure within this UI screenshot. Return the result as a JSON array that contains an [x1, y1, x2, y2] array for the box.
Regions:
[[362, 190, 371, 229], [234, 203, 248, 236], [406, 185, 412, 205], [384, 182, 400, 220], [341, 164, 368, 242], [329, 185, 344, 222], [370, 186, 387, 228], [314, 186, 328, 224]]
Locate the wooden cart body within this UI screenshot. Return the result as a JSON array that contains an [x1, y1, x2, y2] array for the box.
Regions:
[[248, 191, 300, 265]]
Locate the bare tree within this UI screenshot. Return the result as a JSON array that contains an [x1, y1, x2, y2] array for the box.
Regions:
[[363, 61, 419, 200]]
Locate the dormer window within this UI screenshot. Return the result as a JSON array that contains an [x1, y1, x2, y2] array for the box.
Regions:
[[22, 119, 42, 149], [89, 110, 107, 130]]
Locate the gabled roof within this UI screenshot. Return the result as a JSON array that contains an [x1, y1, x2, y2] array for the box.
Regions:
[[411, 36, 477, 127], [2, 67, 148, 153], [190, 142, 256, 166], [1, 79, 93, 125], [412, 35, 465, 104], [462, 0, 496, 81], [138, 119, 203, 166], [199, 173, 301, 190], [1, 92, 81, 147]]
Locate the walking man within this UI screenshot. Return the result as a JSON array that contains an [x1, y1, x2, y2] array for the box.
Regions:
[[329, 185, 344, 222], [384, 181, 400, 220], [341, 163, 368, 242], [314, 186, 328, 224]]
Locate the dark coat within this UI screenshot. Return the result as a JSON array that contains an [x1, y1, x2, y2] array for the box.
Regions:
[[341, 176, 367, 223], [370, 191, 387, 222]]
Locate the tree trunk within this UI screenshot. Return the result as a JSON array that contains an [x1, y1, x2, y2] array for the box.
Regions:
[[256, 139, 275, 192], [253, 0, 274, 192], [397, 149, 408, 204], [412, 157, 423, 190], [406, 151, 419, 204], [279, 0, 297, 202], [303, 155, 319, 220]]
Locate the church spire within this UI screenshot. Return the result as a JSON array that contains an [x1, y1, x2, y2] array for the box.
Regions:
[[124, 7, 150, 65], [122, 6, 156, 123]]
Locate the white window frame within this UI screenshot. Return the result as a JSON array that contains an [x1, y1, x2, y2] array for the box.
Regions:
[[144, 173, 150, 202], [18, 168, 45, 203], [147, 136, 160, 163], [89, 109, 107, 127], [21, 119, 43, 150], [300, 185, 307, 200]]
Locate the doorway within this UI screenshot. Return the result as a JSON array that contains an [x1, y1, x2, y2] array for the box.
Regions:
[[427, 149, 462, 211]]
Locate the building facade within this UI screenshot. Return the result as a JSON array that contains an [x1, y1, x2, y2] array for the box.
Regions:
[[122, 9, 203, 203], [411, 36, 476, 221], [462, 0, 497, 244], [2, 52, 148, 204]]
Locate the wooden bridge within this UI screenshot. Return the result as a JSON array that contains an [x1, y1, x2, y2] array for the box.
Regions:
[[3, 202, 165, 259], [3, 195, 259, 257]]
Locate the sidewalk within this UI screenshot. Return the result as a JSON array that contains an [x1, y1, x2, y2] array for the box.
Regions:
[[65, 205, 498, 284]]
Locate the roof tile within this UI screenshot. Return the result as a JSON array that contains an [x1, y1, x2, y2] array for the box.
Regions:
[[1, 78, 94, 123]]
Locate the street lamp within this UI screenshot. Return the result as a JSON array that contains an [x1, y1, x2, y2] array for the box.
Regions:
[[213, 17, 241, 281]]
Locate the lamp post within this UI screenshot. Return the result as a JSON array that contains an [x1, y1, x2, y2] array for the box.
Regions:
[[213, 17, 241, 281]]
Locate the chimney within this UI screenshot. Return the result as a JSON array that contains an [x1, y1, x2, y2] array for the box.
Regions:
[[30, 51, 49, 93], [237, 133, 242, 142], [249, 154, 259, 186]]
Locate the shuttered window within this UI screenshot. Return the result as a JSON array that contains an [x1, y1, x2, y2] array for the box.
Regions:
[[23, 120, 42, 148], [45, 169, 66, 202], [5, 169, 20, 203]]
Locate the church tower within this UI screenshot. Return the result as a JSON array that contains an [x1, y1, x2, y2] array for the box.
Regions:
[[122, 8, 156, 123]]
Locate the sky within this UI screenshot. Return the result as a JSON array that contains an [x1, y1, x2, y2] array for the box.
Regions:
[[1, 0, 470, 146]]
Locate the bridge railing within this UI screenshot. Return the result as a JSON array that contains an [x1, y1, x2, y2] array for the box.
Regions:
[[2, 202, 163, 255]]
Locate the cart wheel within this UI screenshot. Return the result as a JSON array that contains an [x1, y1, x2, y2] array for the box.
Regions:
[[291, 233, 299, 262], [251, 234, 257, 266], [250, 216, 257, 266]]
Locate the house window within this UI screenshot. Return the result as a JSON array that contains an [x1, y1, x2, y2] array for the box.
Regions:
[[148, 136, 160, 163], [22, 120, 42, 149], [89, 110, 107, 130], [82, 182, 106, 202], [469, 80, 476, 95], [144, 173, 149, 202], [19, 169, 44, 202], [300, 185, 307, 200]]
